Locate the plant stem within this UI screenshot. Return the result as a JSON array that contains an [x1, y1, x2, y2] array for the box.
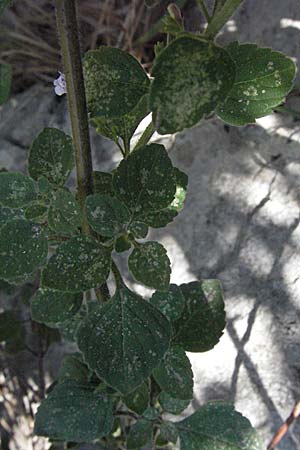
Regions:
[[197, 0, 211, 23], [205, 0, 243, 38], [55, 0, 93, 234], [267, 401, 300, 449], [133, 121, 155, 152]]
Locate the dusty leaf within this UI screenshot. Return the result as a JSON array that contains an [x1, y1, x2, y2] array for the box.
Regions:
[[0, 172, 37, 208], [173, 280, 226, 352], [177, 402, 263, 450], [217, 42, 296, 125], [28, 128, 74, 186], [128, 241, 171, 290], [77, 284, 171, 394], [150, 35, 235, 134], [0, 219, 47, 283], [41, 235, 111, 292], [34, 380, 114, 442], [84, 47, 149, 118], [86, 194, 130, 237], [31, 288, 83, 325]]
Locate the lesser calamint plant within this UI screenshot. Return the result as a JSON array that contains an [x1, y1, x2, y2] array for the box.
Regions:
[[0, 0, 296, 448]]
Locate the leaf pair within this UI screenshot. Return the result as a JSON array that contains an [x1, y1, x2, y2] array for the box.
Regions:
[[84, 38, 296, 137], [150, 37, 296, 132]]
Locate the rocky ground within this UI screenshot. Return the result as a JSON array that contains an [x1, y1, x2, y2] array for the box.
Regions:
[[0, 0, 300, 449]]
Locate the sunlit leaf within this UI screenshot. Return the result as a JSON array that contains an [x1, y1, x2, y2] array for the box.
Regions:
[[84, 47, 150, 118], [91, 94, 149, 145], [150, 35, 235, 134], [217, 42, 296, 125], [176, 402, 263, 450]]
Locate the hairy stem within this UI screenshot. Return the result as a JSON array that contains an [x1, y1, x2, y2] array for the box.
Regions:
[[205, 0, 243, 38], [55, 0, 93, 234]]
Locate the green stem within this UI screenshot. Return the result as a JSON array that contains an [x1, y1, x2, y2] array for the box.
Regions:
[[197, 0, 211, 23], [205, 0, 243, 38], [212, 0, 225, 15], [55, 0, 93, 234], [132, 121, 155, 152]]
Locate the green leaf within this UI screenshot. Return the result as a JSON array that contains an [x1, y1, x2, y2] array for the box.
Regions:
[[124, 382, 149, 415], [151, 284, 185, 322], [128, 221, 148, 239], [34, 380, 114, 442], [83, 47, 150, 118], [86, 194, 130, 237], [170, 167, 188, 212], [128, 241, 171, 290], [0, 219, 47, 283], [25, 204, 47, 222], [48, 190, 81, 235], [0, 311, 22, 343], [0, 63, 12, 105], [149, 35, 235, 134], [0, 207, 24, 227], [31, 288, 83, 325], [173, 280, 226, 352], [58, 354, 90, 383], [28, 128, 74, 186], [159, 421, 179, 444], [113, 143, 176, 216], [161, 15, 183, 36], [216, 42, 296, 126], [93, 171, 113, 195], [139, 208, 178, 228], [176, 402, 263, 450], [138, 167, 187, 229], [127, 419, 153, 449], [158, 391, 190, 415], [153, 346, 193, 400], [57, 310, 85, 342], [41, 235, 111, 292], [0, 172, 37, 208], [77, 284, 171, 394], [91, 94, 149, 145]]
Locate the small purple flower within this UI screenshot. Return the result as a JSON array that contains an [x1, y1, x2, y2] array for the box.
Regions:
[[53, 72, 67, 96]]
